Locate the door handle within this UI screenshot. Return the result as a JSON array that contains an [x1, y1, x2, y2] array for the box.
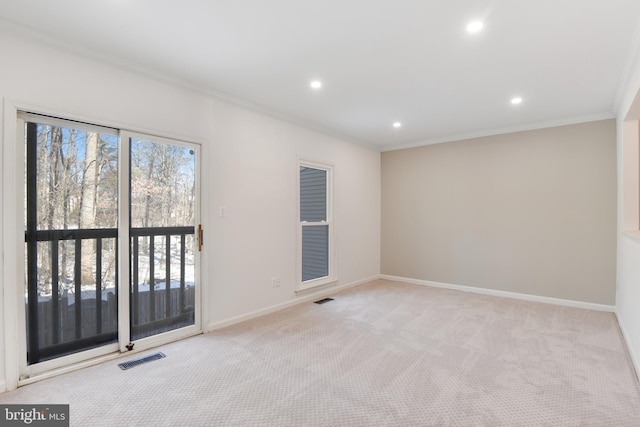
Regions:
[[198, 224, 203, 251]]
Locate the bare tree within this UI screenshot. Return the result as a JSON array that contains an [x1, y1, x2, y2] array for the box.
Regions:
[[80, 132, 99, 284]]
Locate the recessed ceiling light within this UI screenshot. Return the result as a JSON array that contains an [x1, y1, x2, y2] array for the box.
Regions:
[[310, 80, 322, 89], [393, 122, 402, 128], [511, 97, 523, 105], [466, 20, 484, 33]]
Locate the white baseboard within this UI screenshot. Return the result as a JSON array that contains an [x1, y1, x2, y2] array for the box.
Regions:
[[616, 312, 640, 382], [206, 275, 378, 331], [380, 275, 616, 312]]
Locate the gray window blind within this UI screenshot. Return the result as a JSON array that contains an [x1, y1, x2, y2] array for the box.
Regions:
[[301, 225, 329, 282], [300, 166, 329, 282], [300, 167, 326, 222]]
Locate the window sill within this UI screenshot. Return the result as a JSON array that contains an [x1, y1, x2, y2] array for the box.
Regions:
[[623, 230, 640, 240], [295, 277, 338, 293]]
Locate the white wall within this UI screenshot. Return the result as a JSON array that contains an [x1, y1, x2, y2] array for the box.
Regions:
[[207, 99, 380, 324], [616, 34, 640, 374], [0, 28, 380, 391]]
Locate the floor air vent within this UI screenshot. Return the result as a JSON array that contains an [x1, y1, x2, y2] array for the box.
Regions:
[[314, 298, 334, 304], [118, 352, 166, 370]]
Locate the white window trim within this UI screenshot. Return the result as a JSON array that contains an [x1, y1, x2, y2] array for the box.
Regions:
[[296, 158, 336, 291]]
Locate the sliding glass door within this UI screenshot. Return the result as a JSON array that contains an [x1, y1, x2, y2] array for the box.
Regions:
[[128, 136, 198, 341], [20, 113, 200, 375], [23, 115, 120, 365]]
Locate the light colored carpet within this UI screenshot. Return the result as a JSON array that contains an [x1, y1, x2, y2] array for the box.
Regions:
[[1, 279, 640, 426]]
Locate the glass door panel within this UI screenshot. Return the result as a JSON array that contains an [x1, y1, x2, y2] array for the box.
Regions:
[[129, 137, 197, 340], [23, 117, 119, 364]]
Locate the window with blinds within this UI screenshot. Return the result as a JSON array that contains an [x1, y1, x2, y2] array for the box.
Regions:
[[298, 161, 335, 289]]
